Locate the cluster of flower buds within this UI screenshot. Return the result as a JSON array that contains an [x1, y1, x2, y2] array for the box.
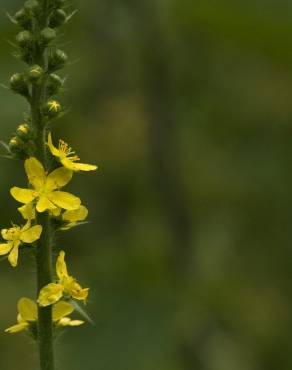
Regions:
[[13, 0, 69, 65], [8, 0, 69, 124], [9, 122, 36, 159]]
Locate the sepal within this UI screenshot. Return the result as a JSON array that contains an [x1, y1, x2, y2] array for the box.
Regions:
[[10, 73, 30, 98], [48, 49, 68, 72], [49, 9, 67, 28]]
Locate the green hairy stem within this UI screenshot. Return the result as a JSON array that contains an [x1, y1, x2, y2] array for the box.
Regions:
[[31, 1, 54, 369]]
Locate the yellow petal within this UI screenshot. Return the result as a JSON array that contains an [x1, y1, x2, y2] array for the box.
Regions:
[[59, 222, 77, 231], [8, 241, 20, 267], [17, 298, 38, 321], [2, 226, 21, 241], [1, 229, 11, 241], [66, 280, 89, 302], [20, 225, 42, 243], [5, 321, 29, 333], [47, 132, 60, 157], [10, 187, 37, 204], [46, 167, 73, 191], [38, 283, 64, 307], [17, 313, 24, 324], [53, 301, 74, 321], [0, 242, 12, 255], [57, 317, 84, 326], [62, 205, 88, 222], [67, 319, 84, 326], [24, 157, 46, 190], [50, 207, 62, 217], [71, 287, 89, 302], [61, 158, 97, 172], [49, 191, 81, 210], [56, 250, 68, 280], [36, 195, 58, 213], [18, 203, 36, 220]]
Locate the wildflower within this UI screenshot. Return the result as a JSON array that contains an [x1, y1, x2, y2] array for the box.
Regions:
[[16, 123, 30, 136], [47, 132, 97, 172], [60, 205, 88, 230], [0, 220, 42, 267], [38, 250, 89, 307], [47, 100, 60, 112], [5, 298, 84, 333], [10, 157, 81, 213]]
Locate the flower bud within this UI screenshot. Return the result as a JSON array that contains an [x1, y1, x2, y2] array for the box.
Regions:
[[47, 73, 63, 96], [14, 9, 32, 30], [9, 136, 25, 156], [16, 123, 30, 139], [48, 49, 68, 71], [40, 27, 56, 45], [49, 9, 67, 28], [10, 73, 30, 97], [9, 137, 20, 150], [24, 0, 40, 14], [9, 136, 33, 159], [28, 65, 44, 83], [44, 100, 61, 117], [16, 30, 33, 48]]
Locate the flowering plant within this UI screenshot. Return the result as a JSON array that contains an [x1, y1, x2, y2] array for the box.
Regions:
[[2, 1, 96, 369]]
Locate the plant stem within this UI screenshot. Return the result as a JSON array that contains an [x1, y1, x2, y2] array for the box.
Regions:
[[30, 1, 55, 369]]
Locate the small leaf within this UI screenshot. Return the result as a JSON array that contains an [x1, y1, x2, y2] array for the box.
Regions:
[[69, 299, 94, 325], [5, 12, 17, 24], [66, 9, 78, 22], [0, 140, 10, 152]]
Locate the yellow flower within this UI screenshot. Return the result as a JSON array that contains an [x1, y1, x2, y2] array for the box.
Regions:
[[5, 298, 84, 334], [48, 100, 61, 112], [47, 132, 97, 172], [17, 123, 29, 135], [10, 157, 81, 213], [0, 220, 42, 267], [38, 250, 89, 307], [60, 205, 88, 230]]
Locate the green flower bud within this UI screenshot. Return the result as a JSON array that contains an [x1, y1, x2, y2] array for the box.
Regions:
[[16, 123, 30, 139], [28, 65, 44, 82], [44, 100, 62, 117], [24, 0, 40, 14], [14, 9, 32, 30], [9, 135, 33, 159], [47, 73, 63, 96], [16, 30, 33, 48], [9, 136, 25, 157], [10, 73, 30, 97], [49, 9, 67, 28], [48, 49, 68, 71], [40, 27, 57, 45]]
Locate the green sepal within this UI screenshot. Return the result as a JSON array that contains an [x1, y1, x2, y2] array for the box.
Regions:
[[48, 49, 68, 72]]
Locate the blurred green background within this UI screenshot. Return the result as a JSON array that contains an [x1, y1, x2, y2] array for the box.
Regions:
[[1, 0, 292, 369]]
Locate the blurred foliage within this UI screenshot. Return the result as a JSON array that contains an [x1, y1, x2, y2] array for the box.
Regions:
[[1, 0, 292, 369]]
